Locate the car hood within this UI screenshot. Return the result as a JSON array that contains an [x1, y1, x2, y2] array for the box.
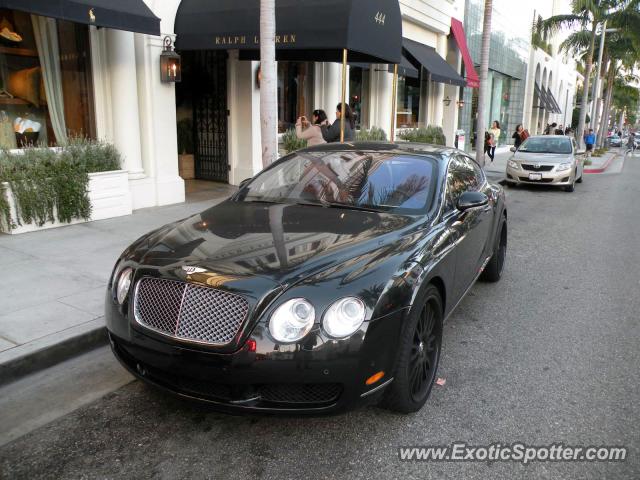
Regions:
[[512, 151, 573, 163], [133, 200, 420, 288]]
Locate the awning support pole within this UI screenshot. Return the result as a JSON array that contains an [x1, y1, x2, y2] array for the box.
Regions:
[[390, 64, 398, 142], [340, 49, 348, 142]]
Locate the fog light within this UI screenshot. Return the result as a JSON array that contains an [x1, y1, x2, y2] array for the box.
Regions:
[[366, 371, 385, 385]]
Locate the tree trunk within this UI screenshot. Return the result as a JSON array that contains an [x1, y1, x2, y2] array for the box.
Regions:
[[475, 0, 493, 167], [577, 23, 597, 148], [597, 64, 616, 148], [260, 0, 277, 168]]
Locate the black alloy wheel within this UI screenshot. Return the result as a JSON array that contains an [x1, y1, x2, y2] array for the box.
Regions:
[[409, 300, 441, 402], [381, 285, 443, 413]]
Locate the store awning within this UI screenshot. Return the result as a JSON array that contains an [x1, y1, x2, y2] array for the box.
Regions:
[[534, 81, 549, 110], [387, 55, 420, 78], [546, 87, 562, 114], [174, 0, 402, 64], [0, 0, 161, 35], [402, 38, 465, 86], [450, 18, 479, 88]]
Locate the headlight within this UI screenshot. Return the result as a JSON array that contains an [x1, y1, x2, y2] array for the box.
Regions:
[[116, 268, 133, 304], [507, 160, 519, 169], [556, 162, 572, 172], [269, 298, 315, 343], [323, 297, 366, 338]]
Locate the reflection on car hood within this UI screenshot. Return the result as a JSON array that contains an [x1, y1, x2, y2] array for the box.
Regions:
[[513, 151, 573, 162], [137, 201, 419, 286]]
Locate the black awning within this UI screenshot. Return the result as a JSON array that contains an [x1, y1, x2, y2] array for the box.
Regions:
[[0, 0, 160, 35], [534, 81, 550, 111], [175, 0, 402, 64], [402, 38, 465, 86], [546, 87, 562, 114], [387, 55, 419, 78]]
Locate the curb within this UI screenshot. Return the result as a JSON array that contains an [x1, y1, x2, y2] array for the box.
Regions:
[[584, 152, 619, 174], [0, 319, 108, 386]]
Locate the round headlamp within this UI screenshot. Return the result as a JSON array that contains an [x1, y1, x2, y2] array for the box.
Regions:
[[323, 297, 366, 338], [269, 298, 315, 343], [116, 267, 133, 305]]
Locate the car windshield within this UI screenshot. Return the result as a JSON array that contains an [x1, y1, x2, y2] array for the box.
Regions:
[[236, 151, 438, 214], [518, 137, 572, 154]]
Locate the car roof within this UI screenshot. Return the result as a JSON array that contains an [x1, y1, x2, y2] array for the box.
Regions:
[[301, 141, 460, 161]]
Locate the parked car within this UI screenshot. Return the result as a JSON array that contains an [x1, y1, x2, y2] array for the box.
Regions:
[[106, 143, 507, 414], [506, 135, 584, 192], [608, 135, 622, 147]]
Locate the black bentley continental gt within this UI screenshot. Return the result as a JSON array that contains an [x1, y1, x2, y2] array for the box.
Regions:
[[106, 142, 507, 414]]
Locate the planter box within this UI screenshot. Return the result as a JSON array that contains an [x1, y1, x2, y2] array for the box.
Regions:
[[1, 170, 132, 235], [178, 154, 195, 180]]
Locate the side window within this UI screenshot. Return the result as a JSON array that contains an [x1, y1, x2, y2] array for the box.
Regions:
[[444, 156, 484, 211]]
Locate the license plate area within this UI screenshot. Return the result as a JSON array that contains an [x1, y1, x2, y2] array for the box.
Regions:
[[528, 173, 543, 181]]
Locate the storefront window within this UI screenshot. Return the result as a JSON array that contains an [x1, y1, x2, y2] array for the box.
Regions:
[[0, 10, 94, 149], [349, 66, 369, 129], [277, 61, 313, 133], [396, 74, 420, 128]]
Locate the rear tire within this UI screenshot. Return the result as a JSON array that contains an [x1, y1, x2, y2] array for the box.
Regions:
[[480, 217, 507, 282], [380, 285, 443, 414]]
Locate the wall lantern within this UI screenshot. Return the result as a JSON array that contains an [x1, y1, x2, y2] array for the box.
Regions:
[[443, 96, 452, 107], [160, 36, 181, 83], [456, 99, 465, 108]]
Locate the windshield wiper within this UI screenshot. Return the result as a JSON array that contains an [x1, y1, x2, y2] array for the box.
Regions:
[[317, 201, 381, 213]]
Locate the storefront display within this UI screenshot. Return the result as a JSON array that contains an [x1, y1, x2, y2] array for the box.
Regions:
[[0, 9, 95, 149]]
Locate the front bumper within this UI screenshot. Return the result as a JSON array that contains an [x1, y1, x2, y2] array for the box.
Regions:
[[106, 290, 406, 414], [505, 165, 575, 186]]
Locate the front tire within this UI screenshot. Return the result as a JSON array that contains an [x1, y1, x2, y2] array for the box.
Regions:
[[381, 285, 443, 414]]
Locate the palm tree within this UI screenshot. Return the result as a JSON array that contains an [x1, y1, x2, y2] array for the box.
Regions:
[[540, 0, 638, 147], [475, 0, 493, 167], [260, 0, 277, 168]]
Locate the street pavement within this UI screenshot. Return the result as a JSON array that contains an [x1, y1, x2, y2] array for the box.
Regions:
[[1, 156, 639, 479]]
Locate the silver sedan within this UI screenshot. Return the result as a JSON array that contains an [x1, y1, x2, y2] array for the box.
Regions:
[[505, 135, 585, 192]]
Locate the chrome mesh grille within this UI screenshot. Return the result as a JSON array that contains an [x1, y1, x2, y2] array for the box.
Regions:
[[134, 277, 249, 345]]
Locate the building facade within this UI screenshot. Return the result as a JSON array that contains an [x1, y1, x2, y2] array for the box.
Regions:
[[458, 0, 532, 148], [0, 0, 477, 218], [522, 0, 578, 135]]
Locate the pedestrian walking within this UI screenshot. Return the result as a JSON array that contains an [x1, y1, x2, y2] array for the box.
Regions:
[[321, 103, 355, 143], [627, 132, 636, 155], [512, 124, 528, 148], [555, 124, 564, 135], [486, 120, 500, 162], [295, 109, 328, 146], [584, 129, 596, 158]]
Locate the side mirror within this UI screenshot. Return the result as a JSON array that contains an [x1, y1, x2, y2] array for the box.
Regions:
[[576, 149, 586, 155], [238, 178, 252, 189], [457, 191, 489, 212], [510, 146, 516, 153]]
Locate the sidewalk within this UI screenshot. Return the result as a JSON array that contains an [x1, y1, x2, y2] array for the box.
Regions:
[[0, 181, 235, 384]]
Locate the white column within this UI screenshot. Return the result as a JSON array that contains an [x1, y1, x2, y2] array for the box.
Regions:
[[369, 65, 394, 138], [133, 33, 185, 207], [314, 62, 343, 119], [106, 29, 145, 179]]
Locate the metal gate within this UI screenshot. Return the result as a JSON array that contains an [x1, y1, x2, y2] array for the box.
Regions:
[[192, 51, 228, 182]]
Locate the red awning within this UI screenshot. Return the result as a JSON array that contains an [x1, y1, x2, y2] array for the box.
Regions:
[[451, 18, 479, 89]]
